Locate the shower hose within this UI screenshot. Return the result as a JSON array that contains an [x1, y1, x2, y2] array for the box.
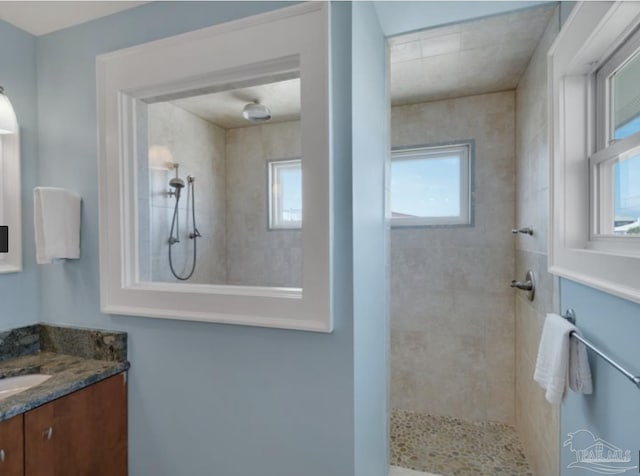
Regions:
[[168, 178, 200, 280]]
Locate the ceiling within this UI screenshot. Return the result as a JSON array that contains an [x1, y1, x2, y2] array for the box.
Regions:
[[171, 78, 301, 130], [171, 5, 555, 127], [0, 1, 147, 36], [389, 4, 555, 106]]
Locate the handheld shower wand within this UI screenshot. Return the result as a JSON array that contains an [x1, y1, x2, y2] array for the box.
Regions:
[[167, 166, 200, 280]]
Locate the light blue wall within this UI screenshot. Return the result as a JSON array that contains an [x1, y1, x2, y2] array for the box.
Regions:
[[374, 1, 549, 37], [560, 279, 640, 475], [36, 3, 356, 475], [352, 3, 388, 476], [0, 19, 39, 330]]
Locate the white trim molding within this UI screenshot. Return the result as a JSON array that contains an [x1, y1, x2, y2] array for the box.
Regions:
[[549, 1, 640, 304], [96, 3, 332, 331], [0, 132, 21, 274]]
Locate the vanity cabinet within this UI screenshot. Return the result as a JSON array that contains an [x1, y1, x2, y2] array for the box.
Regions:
[[23, 373, 127, 476], [0, 415, 24, 476]]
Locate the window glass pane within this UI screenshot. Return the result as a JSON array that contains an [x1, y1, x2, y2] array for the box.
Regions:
[[269, 159, 302, 229], [390, 143, 472, 227], [614, 151, 640, 235], [612, 49, 640, 140], [276, 162, 302, 225]]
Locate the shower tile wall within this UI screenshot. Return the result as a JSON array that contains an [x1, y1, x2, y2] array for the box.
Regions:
[[390, 91, 516, 424], [225, 121, 302, 288], [147, 102, 227, 284], [514, 8, 560, 476]]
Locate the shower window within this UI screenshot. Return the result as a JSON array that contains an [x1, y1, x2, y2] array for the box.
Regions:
[[390, 142, 472, 227], [268, 158, 302, 229]]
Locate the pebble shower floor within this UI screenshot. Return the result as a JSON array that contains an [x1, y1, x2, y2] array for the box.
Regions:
[[390, 409, 534, 476]]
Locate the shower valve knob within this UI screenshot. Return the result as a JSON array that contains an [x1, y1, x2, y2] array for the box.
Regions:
[[512, 226, 534, 235]]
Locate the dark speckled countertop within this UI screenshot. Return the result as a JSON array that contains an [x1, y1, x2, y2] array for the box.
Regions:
[[0, 324, 129, 422]]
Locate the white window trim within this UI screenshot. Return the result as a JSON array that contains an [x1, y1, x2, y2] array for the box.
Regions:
[[0, 133, 21, 274], [549, 1, 640, 304], [96, 3, 332, 332], [268, 158, 302, 230], [390, 142, 473, 228]]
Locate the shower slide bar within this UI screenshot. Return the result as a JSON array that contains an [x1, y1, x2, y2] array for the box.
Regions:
[[562, 308, 640, 390]]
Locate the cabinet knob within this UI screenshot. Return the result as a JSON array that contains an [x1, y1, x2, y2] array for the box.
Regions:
[[0, 449, 5, 462], [43, 427, 53, 440]]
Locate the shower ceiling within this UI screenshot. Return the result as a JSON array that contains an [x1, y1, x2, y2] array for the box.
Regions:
[[168, 5, 555, 127], [389, 5, 555, 106], [171, 78, 300, 130]]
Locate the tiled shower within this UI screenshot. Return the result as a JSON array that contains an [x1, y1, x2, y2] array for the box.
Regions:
[[388, 5, 560, 476]]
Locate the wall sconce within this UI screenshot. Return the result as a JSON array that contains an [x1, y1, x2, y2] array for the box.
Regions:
[[0, 86, 18, 134]]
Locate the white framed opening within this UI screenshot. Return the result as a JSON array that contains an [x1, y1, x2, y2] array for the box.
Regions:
[[96, 3, 332, 331], [268, 158, 302, 230], [390, 142, 472, 227], [549, 1, 640, 303]]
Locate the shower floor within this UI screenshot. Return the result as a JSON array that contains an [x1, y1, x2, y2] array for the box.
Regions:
[[390, 409, 533, 476]]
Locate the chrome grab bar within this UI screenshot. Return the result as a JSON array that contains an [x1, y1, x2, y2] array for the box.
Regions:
[[563, 308, 640, 390]]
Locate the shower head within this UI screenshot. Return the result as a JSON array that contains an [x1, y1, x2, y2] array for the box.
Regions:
[[169, 177, 185, 189], [242, 101, 272, 123]]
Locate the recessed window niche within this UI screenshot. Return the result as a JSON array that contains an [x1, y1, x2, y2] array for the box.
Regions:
[[97, 3, 332, 331]]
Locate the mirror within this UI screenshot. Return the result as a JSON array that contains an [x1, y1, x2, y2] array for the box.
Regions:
[[138, 77, 302, 288], [0, 132, 20, 274]]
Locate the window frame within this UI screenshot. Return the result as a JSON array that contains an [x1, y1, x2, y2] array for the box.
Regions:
[[267, 158, 302, 230], [389, 141, 474, 228], [549, 1, 640, 305], [96, 2, 333, 332]]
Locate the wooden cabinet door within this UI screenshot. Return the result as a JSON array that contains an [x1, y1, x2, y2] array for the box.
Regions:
[[0, 415, 24, 476], [25, 373, 127, 476]]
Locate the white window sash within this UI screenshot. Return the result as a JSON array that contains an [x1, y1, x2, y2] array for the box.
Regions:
[[390, 143, 471, 227]]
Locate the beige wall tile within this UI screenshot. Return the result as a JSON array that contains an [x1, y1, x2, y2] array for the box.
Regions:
[[390, 91, 516, 424], [514, 7, 560, 474]]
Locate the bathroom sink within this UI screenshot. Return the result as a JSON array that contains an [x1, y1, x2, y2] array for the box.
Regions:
[[0, 374, 51, 400]]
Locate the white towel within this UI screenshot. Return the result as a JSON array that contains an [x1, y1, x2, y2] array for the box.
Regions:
[[534, 313, 576, 404], [569, 331, 593, 395], [34, 187, 81, 264]]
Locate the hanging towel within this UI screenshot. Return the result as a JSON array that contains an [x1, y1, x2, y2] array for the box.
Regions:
[[534, 313, 576, 404], [34, 187, 81, 264], [569, 331, 593, 395]]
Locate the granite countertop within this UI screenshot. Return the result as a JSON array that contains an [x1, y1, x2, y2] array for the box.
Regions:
[[0, 324, 129, 422]]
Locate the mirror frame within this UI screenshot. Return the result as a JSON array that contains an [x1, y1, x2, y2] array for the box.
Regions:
[[0, 133, 21, 274], [96, 3, 331, 331]]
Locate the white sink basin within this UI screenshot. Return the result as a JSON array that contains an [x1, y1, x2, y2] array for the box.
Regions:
[[0, 374, 51, 400]]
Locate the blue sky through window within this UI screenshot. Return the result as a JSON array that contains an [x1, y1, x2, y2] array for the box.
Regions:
[[391, 155, 460, 218], [614, 151, 640, 220], [278, 164, 302, 222]]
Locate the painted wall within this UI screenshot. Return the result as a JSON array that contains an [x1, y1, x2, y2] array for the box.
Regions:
[[559, 279, 640, 476], [147, 102, 227, 284], [374, 1, 547, 37], [513, 8, 560, 476], [35, 3, 357, 476], [0, 19, 39, 331], [352, 2, 389, 475], [390, 91, 516, 424], [225, 121, 302, 287]]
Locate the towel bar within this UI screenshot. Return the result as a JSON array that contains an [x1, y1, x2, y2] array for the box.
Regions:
[[562, 309, 640, 390]]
